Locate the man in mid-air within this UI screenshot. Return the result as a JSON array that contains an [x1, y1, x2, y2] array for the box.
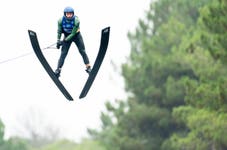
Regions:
[[55, 6, 91, 78]]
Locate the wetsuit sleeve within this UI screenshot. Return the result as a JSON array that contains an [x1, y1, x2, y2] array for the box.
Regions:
[[57, 18, 63, 40], [64, 17, 80, 42]]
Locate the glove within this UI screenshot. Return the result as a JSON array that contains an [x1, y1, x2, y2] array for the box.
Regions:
[[56, 40, 63, 49]]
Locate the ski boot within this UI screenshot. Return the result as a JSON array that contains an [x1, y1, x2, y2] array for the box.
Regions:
[[54, 68, 61, 78], [85, 66, 92, 74]]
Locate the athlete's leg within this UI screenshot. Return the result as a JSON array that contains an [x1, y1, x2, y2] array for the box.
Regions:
[[55, 41, 71, 77], [74, 32, 90, 65], [74, 32, 91, 73], [57, 41, 71, 69]]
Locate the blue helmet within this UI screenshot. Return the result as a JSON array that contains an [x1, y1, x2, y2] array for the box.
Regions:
[[64, 6, 74, 16]]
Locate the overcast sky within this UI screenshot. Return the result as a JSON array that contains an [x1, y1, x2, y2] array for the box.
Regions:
[[0, 0, 151, 141]]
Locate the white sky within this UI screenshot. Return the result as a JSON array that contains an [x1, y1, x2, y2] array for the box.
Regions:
[[0, 0, 151, 141]]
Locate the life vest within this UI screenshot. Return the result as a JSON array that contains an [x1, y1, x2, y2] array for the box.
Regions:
[[62, 16, 75, 34]]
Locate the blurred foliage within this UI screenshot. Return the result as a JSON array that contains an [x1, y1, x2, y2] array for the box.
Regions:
[[89, 0, 227, 150], [0, 119, 28, 150]]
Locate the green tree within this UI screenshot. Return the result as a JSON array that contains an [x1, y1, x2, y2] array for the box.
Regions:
[[89, 0, 227, 150], [200, 0, 227, 63], [121, 2, 211, 149], [163, 107, 227, 150], [162, 0, 227, 149]]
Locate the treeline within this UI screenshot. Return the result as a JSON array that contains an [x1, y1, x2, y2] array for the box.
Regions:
[[88, 0, 227, 150]]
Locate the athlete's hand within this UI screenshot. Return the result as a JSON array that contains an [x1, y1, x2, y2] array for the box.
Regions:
[[56, 40, 63, 49]]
